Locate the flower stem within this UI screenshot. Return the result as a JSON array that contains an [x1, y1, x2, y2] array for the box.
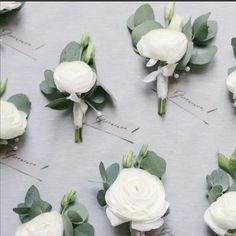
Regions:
[[158, 98, 167, 116], [75, 127, 82, 143]]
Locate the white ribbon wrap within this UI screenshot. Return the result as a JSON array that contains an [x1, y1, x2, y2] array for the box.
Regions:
[[73, 100, 88, 129]]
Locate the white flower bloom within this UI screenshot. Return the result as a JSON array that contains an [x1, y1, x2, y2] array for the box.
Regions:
[[105, 168, 169, 232], [226, 70, 236, 100], [15, 211, 63, 236], [54, 61, 96, 97], [204, 192, 236, 235], [137, 29, 188, 64], [168, 15, 183, 32], [0, 100, 27, 140], [0, 1, 22, 11]]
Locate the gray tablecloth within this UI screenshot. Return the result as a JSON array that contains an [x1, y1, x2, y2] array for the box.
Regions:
[[1, 2, 236, 236]]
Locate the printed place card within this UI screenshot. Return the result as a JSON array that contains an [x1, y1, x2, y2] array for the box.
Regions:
[[85, 115, 140, 144], [0, 152, 49, 182]]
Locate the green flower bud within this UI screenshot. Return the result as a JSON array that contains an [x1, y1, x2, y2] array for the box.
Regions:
[[164, 2, 175, 25], [0, 77, 8, 97], [83, 41, 94, 64], [80, 32, 90, 48], [168, 15, 183, 32], [122, 150, 134, 168], [139, 144, 148, 157], [60, 190, 76, 212]]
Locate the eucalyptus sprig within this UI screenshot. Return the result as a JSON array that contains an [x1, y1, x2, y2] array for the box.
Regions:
[[40, 32, 113, 143], [127, 2, 217, 116], [13, 185, 94, 236]]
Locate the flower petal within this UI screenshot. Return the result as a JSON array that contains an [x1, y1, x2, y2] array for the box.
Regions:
[[146, 59, 157, 67], [106, 207, 128, 227], [131, 218, 164, 232], [143, 71, 159, 83]]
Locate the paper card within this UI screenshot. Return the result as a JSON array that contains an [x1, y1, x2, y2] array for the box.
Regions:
[[85, 115, 140, 144], [0, 28, 45, 60], [0, 152, 49, 182]]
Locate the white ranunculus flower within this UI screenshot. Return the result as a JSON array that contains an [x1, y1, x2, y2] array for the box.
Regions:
[[226, 70, 236, 101], [204, 192, 236, 235], [137, 28, 188, 64], [0, 1, 22, 12], [15, 211, 63, 236], [53, 61, 96, 97], [105, 168, 169, 232], [0, 100, 27, 140]]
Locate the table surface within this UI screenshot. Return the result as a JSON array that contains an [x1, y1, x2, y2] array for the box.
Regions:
[[1, 2, 236, 236]]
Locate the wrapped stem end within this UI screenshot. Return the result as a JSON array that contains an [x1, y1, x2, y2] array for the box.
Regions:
[[158, 98, 167, 116], [75, 127, 83, 143]]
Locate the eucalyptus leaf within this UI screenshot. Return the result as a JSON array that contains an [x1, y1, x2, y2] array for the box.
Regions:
[[134, 4, 155, 26], [140, 151, 166, 178], [131, 20, 163, 47], [44, 70, 56, 88], [0, 77, 8, 97], [45, 97, 73, 110], [206, 169, 230, 192], [99, 162, 107, 183], [190, 45, 217, 65], [64, 203, 88, 224], [182, 18, 192, 41], [40, 80, 57, 95], [207, 185, 223, 203], [106, 163, 120, 186], [60, 41, 80, 63], [74, 223, 95, 236], [229, 182, 236, 192], [127, 14, 135, 31], [226, 229, 236, 236], [228, 66, 236, 75], [177, 42, 193, 70], [67, 210, 83, 224], [193, 12, 210, 41], [89, 86, 106, 104], [13, 206, 30, 214], [29, 200, 52, 218], [25, 185, 41, 207], [97, 190, 106, 207], [204, 21, 217, 41], [8, 94, 31, 117], [62, 215, 74, 236], [231, 38, 236, 59]]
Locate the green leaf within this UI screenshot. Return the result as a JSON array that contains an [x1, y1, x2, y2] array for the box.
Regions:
[[229, 154, 236, 179], [13, 206, 30, 214], [97, 190, 106, 207], [29, 200, 52, 218], [67, 210, 83, 224], [74, 223, 94, 236], [99, 162, 107, 183], [134, 4, 155, 26], [228, 66, 236, 75], [44, 70, 56, 88], [182, 18, 192, 41], [0, 77, 8, 97], [89, 86, 106, 104], [40, 80, 57, 95], [176, 42, 193, 70], [106, 163, 120, 186], [231, 38, 236, 59], [218, 152, 236, 180], [0, 139, 8, 145], [25, 185, 41, 207], [45, 97, 72, 110], [226, 229, 236, 236], [207, 185, 223, 203], [206, 169, 230, 192], [193, 12, 210, 41], [8, 94, 31, 116], [190, 45, 217, 65], [127, 14, 135, 31], [140, 151, 166, 178], [62, 215, 74, 236], [60, 41, 80, 63], [229, 182, 236, 192], [64, 203, 88, 224], [131, 20, 163, 47], [204, 21, 217, 41]]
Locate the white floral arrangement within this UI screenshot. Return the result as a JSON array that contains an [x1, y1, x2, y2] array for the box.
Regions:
[[0, 1, 23, 14], [204, 150, 236, 235], [0, 78, 31, 150], [96, 145, 169, 236], [14, 185, 94, 236], [40, 33, 114, 143], [226, 38, 236, 108], [127, 2, 218, 115]]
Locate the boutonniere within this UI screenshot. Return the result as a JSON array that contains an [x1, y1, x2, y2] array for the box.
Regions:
[[0, 78, 31, 150], [127, 2, 217, 116], [226, 38, 236, 108], [0, 1, 23, 14], [40, 33, 113, 143], [204, 150, 236, 235], [96, 145, 169, 235], [14, 185, 94, 236]]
